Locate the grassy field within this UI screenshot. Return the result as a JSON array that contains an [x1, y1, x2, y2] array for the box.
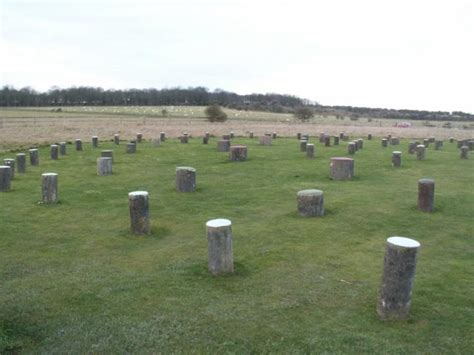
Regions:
[[0, 136, 472, 353]]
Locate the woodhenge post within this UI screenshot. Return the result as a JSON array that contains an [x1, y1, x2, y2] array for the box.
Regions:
[[207, 218, 234, 275], [377, 236, 420, 320], [128, 191, 150, 234], [42, 173, 58, 203]]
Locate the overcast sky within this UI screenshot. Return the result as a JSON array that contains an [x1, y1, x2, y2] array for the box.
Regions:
[[1, 0, 473, 112]]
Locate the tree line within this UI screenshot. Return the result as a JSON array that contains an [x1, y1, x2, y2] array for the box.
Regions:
[[0, 85, 472, 121]]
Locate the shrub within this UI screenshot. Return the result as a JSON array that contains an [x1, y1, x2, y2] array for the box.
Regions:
[[205, 104, 228, 122], [294, 107, 314, 121]]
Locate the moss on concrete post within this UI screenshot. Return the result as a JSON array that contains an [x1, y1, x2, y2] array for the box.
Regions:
[[229, 145, 248, 161], [297, 189, 324, 217], [330, 157, 354, 180], [16, 153, 26, 173], [418, 178, 434, 212], [377, 236, 420, 320], [97, 157, 112, 176], [306, 143, 315, 159], [392, 151, 402, 167], [128, 191, 150, 235], [42, 173, 58, 203], [207, 218, 234, 275], [0, 166, 11, 191], [50, 145, 59, 160], [176, 167, 196, 192], [29, 148, 39, 166]]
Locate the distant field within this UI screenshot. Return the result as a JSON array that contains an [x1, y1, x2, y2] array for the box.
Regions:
[[0, 137, 472, 353], [0, 106, 472, 150]]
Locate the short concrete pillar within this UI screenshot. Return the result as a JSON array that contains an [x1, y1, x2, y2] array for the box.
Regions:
[[75, 139, 83, 151], [357, 139, 364, 149], [377, 236, 420, 320], [126, 143, 137, 154], [302, 134, 309, 141], [423, 139, 429, 148], [347, 142, 356, 155], [128, 191, 150, 235], [353, 141, 359, 152], [449, 137, 454, 143], [324, 136, 331, 147], [306, 143, 315, 159], [160, 132, 166, 141], [92, 136, 99, 148], [368, 133, 372, 140], [97, 157, 112, 176], [330, 157, 354, 180], [392, 151, 402, 167], [460, 146, 469, 159], [207, 218, 234, 275], [205, 132, 210, 139], [297, 132, 302, 140], [50, 145, 59, 160], [416, 145, 425, 160], [428, 137, 435, 143], [151, 138, 161, 147], [217, 139, 230, 152], [180, 135, 189, 144], [434, 140, 443, 150], [230, 132, 235, 139], [16, 153, 26, 173], [249, 132, 254, 139], [382, 139, 388, 148], [101, 150, 113, 161], [297, 189, 324, 217], [176, 167, 196, 192], [333, 136, 339, 146], [202, 136, 209, 144], [408, 141, 416, 154], [114, 134, 120, 145], [342, 135, 349, 141], [272, 132, 277, 139], [319, 133, 326, 143], [390, 137, 399, 145], [339, 132, 344, 139], [418, 178, 434, 212], [222, 134, 231, 140], [42, 173, 58, 204], [300, 140, 307, 152], [0, 166, 11, 191], [59, 142, 67, 155], [136, 133, 143, 143], [259, 135, 272, 146], [29, 148, 39, 166], [3, 159, 15, 179], [229, 145, 247, 161]]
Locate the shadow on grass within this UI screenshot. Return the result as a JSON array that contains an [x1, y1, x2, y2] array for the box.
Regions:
[[184, 261, 252, 279], [118, 225, 171, 241], [0, 307, 44, 353]]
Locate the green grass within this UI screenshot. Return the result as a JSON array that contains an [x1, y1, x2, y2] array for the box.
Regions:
[[0, 137, 473, 353]]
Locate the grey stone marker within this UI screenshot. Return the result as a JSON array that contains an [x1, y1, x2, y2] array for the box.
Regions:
[[128, 191, 150, 235], [319, 133, 326, 143], [180, 135, 189, 144], [203, 136, 209, 144], [408, 141, 416, 154], [4, 159, 15, 179], [217, 139, 230, 152], [92, 136, 99, 148], [333, 136, 339, 146], [16, 153, 26, 173], [382, 139, 388, 148], [348, 142, 356, 155], [390, 137, 399, 145], [50, 145, 59, 160], [0, 166, 11, 191], [207, 218, 234, 275], [392, 151, 402, 167], [357, 139, 364, 149], [418, 178, 434, 212], [151, 138, 161, 147], [126, 143, 137, 154], [377, 236, 420, 320], [59, 142, 67, 155], [259, 135, 272, 146], [272, 132, 277, 139], [300, 140, 308, 152], [176, 167, 196, 192], [330, 157, 354, 180], [101, 150, 113, 162], [29, 148, 39, 166], [160, 132, 166, 141], [97, 157, 112, 176], [434, 140, 443, 150], [324, 136, 331, 147], [368, 133, 372, 140], [114, 134, 120, 145], [460, 146, 469, 159], [136, 133, 143, 143], [75, 139, 82, 151], [416, 145, 425, 160], [42, 172, 58, 203], [229, 145, 248, 161], [297, 189, 324, 217], [306, 143, 315, 159], [297, 132, 302, 140]]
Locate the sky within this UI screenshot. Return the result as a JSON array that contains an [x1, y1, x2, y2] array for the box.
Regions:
[[1, 0, 473, 112]]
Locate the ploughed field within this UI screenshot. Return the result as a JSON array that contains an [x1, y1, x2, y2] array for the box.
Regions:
[[0, 135, 473, 353]]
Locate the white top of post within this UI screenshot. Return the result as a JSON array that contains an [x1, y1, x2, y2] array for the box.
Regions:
[[176, 166, 196, 172], [129, 191, 148, 197], [206, 218, 232, 228], [0, 165, 11, 169], [387, 236, 420, 248], [42, 172, 58, 177]]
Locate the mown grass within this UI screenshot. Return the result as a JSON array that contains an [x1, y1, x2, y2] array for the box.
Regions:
[[0, 136, 473, 353]]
